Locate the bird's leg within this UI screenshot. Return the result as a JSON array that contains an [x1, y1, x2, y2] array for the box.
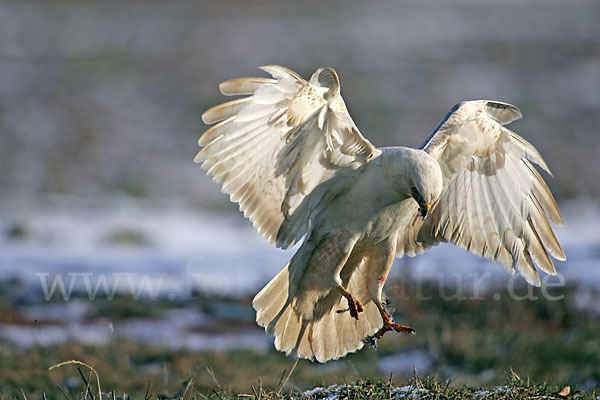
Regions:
[[336, 285, 364, 320], [374, 301, 415, 338], [301, 230, 363, 320], [362, 239, 413, 338]]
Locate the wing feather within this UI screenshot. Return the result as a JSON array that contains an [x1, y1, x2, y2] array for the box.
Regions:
[[196, 66, 379, 247], [522, 159, 563, 225], [409, 100, 565, 286], [219, 77, 277, 96], [202, 98, 252, 124]]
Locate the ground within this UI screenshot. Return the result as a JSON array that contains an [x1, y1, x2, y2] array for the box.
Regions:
[[1, 279, 599, 398]]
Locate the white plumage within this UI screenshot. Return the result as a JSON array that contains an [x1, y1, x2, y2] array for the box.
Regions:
[[195, 65, 565, 362]]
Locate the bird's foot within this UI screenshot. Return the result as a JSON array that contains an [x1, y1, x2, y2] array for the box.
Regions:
[[335, 286, 364, 320], [375, 316, 415, 339], [343, 293, 364, 320]]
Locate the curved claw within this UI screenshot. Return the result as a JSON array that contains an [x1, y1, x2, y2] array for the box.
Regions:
[[393, 323, 415, 335], [347, 295, 364, 320], [335, 286, 364, 320]]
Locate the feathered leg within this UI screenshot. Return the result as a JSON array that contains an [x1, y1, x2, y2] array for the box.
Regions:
[[293, 230, 362, 320], [366, 237, 415, 339]]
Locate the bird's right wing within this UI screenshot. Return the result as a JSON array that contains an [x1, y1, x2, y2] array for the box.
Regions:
[[195, 66, 379, 248], [396, 101, 565, 286]]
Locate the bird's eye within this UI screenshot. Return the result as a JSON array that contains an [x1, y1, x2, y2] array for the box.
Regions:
[[411, 186, 422, 203]]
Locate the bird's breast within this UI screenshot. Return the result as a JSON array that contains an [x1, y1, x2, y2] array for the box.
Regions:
[[319, 165, 416, 245], [360, 199, 417, 244]]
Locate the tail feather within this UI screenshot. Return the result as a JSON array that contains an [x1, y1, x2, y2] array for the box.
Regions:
[[253, 264, 290, 328], [273, 303, 302, 351], [252, 256, 383, 362]]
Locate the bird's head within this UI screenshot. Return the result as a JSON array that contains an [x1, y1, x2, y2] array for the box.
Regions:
[[410, 152, 443, 220], [382, 147, 444, 219]]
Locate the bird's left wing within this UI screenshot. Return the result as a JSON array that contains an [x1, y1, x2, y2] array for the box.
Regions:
[[195, 66, 379, 248], [396, 100, 565, 285]]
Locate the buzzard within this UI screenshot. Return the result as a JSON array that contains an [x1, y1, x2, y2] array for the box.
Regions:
[[195, 66, 565, 362]]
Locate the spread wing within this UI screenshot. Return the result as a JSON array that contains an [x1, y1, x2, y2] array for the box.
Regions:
[[195, 65, 379, 248], [396, 100, 565, 286]]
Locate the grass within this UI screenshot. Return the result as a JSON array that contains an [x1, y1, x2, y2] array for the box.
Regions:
[[1, 277, 599, 398], [293, 373, 597, 400], [8, 365, 600, 400]]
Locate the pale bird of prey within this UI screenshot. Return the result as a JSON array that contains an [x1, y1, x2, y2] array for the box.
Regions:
[[195, 65, 565, 362]]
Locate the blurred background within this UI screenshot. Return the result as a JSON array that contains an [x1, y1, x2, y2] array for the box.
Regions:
[[1, 0, 599, 396]]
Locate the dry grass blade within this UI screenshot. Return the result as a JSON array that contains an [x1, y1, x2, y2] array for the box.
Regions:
[[413, 367, 423, 389], [251, 385, 261, 400], [277, 358, 299, 394], [182, 377, 193, 400], [49, 360, 102, 400], [509, 367, 522, 382], [144, 381, 151, 400], [56, 384, 70, 400], [77, 366, 93, 400], [206, 367, 222, 390], [346, 359, 359, 378]]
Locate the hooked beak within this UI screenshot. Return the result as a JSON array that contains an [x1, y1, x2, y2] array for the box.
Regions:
[[420, 203, 431, 220]]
